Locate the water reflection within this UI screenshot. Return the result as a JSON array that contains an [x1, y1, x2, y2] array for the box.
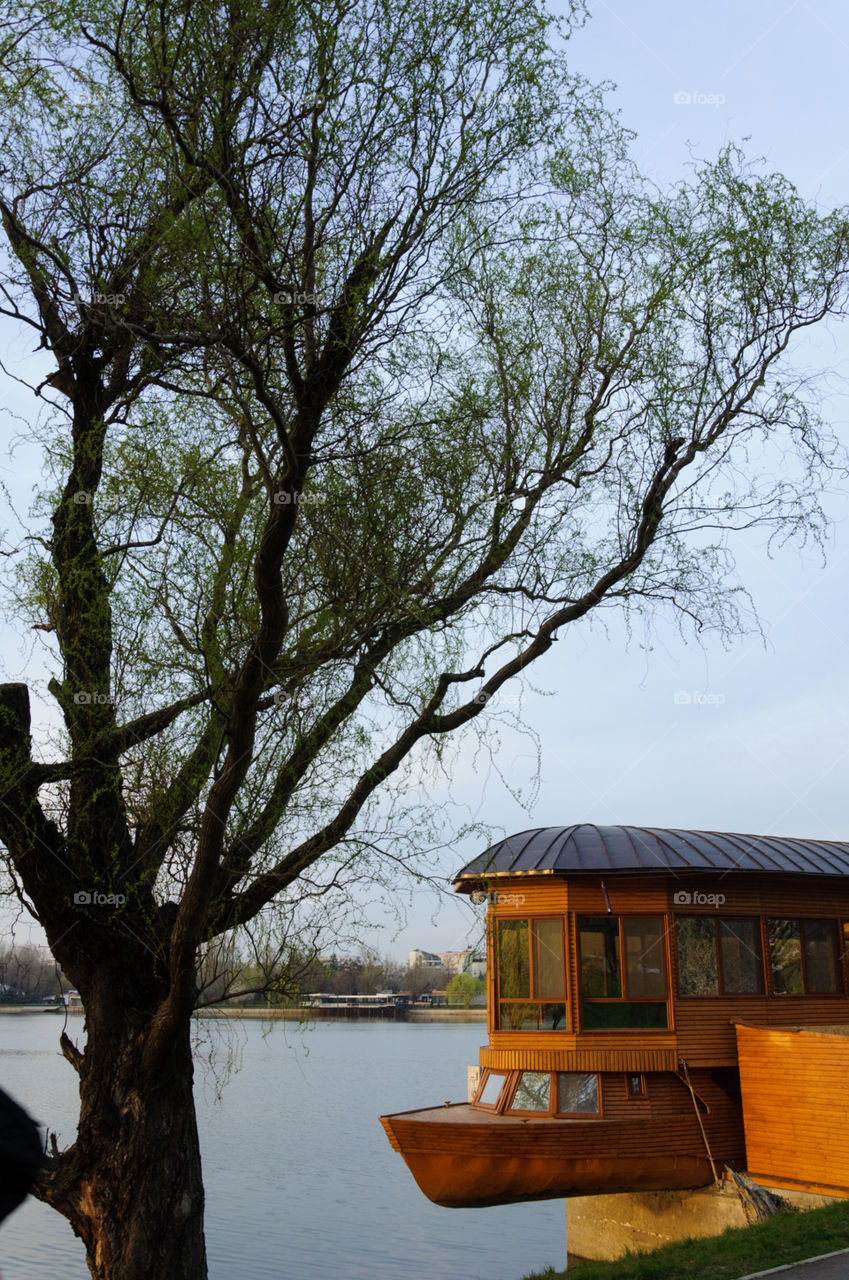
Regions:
[[0, 1016, 567, 1279]]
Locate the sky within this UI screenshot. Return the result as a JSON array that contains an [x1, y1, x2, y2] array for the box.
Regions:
[[2, 0, 849, 968], [371, 0, 849, 959]]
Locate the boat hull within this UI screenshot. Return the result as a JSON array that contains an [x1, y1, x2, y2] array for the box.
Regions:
[[380, 1102, 740, 1208]]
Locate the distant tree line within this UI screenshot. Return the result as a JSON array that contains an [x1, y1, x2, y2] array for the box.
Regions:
[[0, 944, 62, 1003], [194, 942, 483, 1007]]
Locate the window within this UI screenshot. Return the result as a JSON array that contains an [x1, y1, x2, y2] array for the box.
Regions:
[[768, 919, 841, 995], [496, 918, 567, 1031], [625, 1073, 646, 1098], [474, 1070, 600, 1116], [475, 1071, 509, 1108], [578, 916, 668, 1029], [510, 1071, 550, 1112], [507, 1071, 600, 1115], [676, 917, 764, 996], [557, 1072, 599, 1113]]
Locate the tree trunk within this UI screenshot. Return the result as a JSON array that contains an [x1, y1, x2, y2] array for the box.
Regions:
[[38, 1004, 208, 1280]]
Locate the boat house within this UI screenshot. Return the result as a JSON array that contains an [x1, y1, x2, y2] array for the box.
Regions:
[[380, 824, 849, 1207]]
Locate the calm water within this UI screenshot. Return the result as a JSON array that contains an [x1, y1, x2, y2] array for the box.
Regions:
[[0, 1015, 566, 1279]]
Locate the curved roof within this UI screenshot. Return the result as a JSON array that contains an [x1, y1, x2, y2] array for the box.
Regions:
[[453, 824, 849, 889]]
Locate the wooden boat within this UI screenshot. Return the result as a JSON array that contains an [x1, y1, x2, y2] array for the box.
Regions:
[[380, 824, 849, 1207]]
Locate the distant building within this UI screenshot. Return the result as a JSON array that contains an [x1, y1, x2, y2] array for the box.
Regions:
[[408, 949, 486, 977]]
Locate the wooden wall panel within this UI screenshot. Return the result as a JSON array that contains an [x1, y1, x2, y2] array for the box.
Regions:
[[480, 872, 849, 1063], [736, 1024, 849, 1196], [480, 1044, 678, 1072], [487, 879, 568, 914]]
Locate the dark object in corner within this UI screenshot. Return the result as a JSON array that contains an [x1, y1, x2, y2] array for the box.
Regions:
[[0, 1087, 43, 1224]]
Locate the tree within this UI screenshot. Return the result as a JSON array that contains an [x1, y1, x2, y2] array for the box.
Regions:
[[446, 972, 484, 1006], [0, 0, 848, 1277]]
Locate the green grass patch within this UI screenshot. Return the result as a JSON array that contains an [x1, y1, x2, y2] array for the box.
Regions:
[[522, 1198, 849, 1280]]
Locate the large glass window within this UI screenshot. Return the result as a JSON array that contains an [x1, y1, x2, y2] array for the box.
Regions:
[[579, 916, 668, 1029], [510, 1072, 550, 1112], [768, 919, 841, 995], [500, 1071, 599, 1115], [557, 1072, 599, 1113], [677, 917, 719, 995], [476, 1071, 509, 1108], [677, 916, 764, 996], [721, 919, 763, 994], [496, 918, 567, 1031]]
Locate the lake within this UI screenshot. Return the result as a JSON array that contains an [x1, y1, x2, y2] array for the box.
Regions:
[[0, 1015, 567, 1279]]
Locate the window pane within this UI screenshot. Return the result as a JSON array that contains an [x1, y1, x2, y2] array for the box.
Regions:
[[804, 920, 840, 994], [676, 917, 719, 995], [499, 1002, 539, 1030], [623, 917, 666, 998], [582, 1001, 668, 1029], [720, 919, 763, 994], [497, 919, 530, 998], [557, 1072, 599, 1113], [478, 1072, 507, 1106], [510, 1071, 550, 1112], [769, 919, 803, 995], [580, 917, 621, 997], [533, 919, 566, 998], [538, 1003, 567, 1030]]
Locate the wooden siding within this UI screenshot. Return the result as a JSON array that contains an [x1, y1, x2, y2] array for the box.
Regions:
[[484, 873, 849, 1065], [735, 1023, 849, 1198], [480, 1043, 678, 1072]]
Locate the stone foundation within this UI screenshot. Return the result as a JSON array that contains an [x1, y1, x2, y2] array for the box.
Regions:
[[565, 1180, 839, 1262]]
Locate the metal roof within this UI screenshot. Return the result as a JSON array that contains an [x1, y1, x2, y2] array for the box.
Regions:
[[453, 824, 849, 888]]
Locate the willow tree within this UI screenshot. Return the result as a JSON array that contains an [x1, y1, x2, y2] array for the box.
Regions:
[[0, 0, 847, 1276]]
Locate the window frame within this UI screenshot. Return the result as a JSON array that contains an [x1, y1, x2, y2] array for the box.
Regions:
[[766, 916, 845, 997], [625, 1073, 646, 1098], [472, 1069, 512, 1111], [577, 913, 671, 1031], [675, 914, 765, 998], [495, 914, 569, 1032], [499, 1070, 603, 1118]]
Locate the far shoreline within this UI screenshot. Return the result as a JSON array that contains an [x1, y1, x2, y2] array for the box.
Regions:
[[0, 1004, 486, 1022]]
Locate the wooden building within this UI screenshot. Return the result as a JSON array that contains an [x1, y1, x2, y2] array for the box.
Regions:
[[380, 824, 849, 1207]]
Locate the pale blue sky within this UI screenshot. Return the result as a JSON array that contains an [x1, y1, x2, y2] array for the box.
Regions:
[[383, 0, 849, 960], [2, 1, 849, 966]]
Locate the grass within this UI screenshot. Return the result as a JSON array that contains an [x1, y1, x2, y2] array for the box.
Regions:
[[521, 1199, 849, 1280]]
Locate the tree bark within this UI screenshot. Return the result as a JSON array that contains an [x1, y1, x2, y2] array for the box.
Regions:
[[38, 1002, 207, 1280]]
